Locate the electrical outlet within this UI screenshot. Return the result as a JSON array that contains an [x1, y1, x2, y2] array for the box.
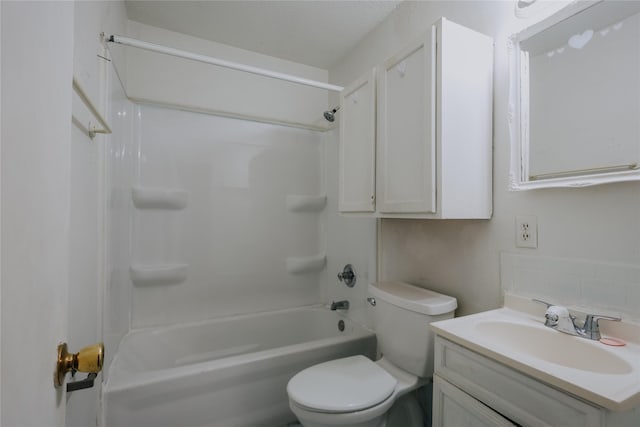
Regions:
[[516, 215, 538, 248]]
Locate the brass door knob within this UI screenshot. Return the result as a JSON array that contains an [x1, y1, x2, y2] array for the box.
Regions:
[[55, 342, 104, 388]]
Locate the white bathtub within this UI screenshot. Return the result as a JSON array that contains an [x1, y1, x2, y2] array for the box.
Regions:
[[103, 306, 376, 427]]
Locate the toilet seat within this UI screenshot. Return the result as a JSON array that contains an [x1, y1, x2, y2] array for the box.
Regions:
[[287, 355, 397, 413]]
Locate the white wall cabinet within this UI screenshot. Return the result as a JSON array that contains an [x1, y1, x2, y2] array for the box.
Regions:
[[338, 18, 493, 218]]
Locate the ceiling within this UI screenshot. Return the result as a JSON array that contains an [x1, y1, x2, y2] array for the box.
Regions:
[[124, 1, 402, 69]]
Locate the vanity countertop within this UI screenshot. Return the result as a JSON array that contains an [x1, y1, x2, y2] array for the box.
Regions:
[[430, 295, 640, 411]]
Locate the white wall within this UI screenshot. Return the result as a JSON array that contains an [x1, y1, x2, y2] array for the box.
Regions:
[[330, 1, 640, 318], [323, 126, 377, 328], [116, 20, 330, 130]]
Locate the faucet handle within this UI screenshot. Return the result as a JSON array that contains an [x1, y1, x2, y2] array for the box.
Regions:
[[583, 313, 621, 340], [587, 314, 622, 322], [532, 298, 554, 308], [533, 299, 565, 326], [337, 264, 356, 288], [543, 305, 568, 327], [544, 310, 559, 325], [543, 305, 574, 331]]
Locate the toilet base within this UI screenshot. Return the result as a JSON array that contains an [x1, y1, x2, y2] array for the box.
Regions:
[[385, 394, 423, 427], [291, 393, 423, 427]]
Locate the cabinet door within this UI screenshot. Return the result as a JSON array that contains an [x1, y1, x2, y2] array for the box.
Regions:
[[433, 375, 518, 427], [377, 28, 436, 214], [339, 69, 376, 212]]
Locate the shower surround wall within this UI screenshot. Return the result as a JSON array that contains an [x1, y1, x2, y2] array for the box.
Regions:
[[130, 105, 326, 327], [104, 19, 377, 373], [105, 66, 135, 375]]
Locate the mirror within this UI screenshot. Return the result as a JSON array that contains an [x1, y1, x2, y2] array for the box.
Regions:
[[510, 0, 640, 189]]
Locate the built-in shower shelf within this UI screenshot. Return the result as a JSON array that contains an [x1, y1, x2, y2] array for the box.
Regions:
[[132, 186, 188, 210], [286, 253, 326, 274], [130, 264, 188, 286], [286, 194, 326, 212]]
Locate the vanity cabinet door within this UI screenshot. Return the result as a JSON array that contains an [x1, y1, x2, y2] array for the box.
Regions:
[[377, 29, 436, 214], [338, 69, 376, 213], [433, 375, 518, 427]]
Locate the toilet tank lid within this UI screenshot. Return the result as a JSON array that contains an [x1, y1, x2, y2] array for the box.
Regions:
[[369, 281, 457, 315]]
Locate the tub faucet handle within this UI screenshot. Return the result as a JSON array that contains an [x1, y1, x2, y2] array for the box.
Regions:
[[337, 264, 356, 287]]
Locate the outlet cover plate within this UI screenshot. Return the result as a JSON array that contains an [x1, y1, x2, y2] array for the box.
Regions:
[[516, 215, 538, 249]]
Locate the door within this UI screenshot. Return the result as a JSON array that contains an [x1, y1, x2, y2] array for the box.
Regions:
[[338, 68, 376, 213], [376, 28, 437, 214], [1, 2, 103, 426], [433, 375, 518, 427]]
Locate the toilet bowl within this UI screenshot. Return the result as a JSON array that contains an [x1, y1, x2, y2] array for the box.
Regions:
[[287, 281, 457, 427], [288, 356, 423, 427]]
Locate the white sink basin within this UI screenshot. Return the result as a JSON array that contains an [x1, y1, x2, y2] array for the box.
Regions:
[[430, 302, 640, 411], [474, 320, 632, 375]]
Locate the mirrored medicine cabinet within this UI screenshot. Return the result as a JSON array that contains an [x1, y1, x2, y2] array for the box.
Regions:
[[510, 0, 640, 189]]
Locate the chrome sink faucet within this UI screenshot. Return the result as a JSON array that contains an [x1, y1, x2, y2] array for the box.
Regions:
[[330, 300, 349, 311], [533, 299, 621, 340]]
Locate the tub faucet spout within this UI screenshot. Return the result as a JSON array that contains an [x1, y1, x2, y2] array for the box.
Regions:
[[330, 300, 349, 311]]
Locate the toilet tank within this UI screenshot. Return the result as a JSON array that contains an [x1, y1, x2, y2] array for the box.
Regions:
[[368, 281, 457, 378]]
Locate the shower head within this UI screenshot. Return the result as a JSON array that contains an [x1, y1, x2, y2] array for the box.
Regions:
[[323, 106, 340, 122]]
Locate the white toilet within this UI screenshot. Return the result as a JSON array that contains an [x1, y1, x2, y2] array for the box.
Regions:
[[287, 281, 457, 427]]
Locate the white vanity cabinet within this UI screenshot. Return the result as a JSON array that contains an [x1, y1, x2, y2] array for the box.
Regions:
[[433, 336, 605, 427], [338, 18, 493, 218]]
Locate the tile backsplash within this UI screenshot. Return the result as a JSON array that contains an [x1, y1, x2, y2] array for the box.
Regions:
[[501, 252, 640, 321]]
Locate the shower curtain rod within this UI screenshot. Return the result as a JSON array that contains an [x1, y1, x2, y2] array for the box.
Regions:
[[107, 34, 344, 93]]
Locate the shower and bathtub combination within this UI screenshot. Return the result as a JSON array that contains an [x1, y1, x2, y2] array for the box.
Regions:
[[102, 32, 375, 427], [104, 307, 375, 426]]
